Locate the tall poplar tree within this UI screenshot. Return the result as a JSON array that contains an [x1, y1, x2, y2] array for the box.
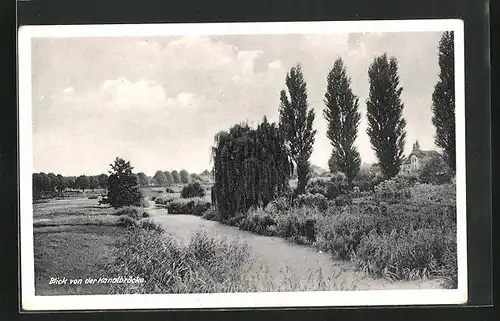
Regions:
[[366, 53, 407, 179], [323, 58, 361, 185], [279, 64, 316, 194], [432, 31, 455, 172]]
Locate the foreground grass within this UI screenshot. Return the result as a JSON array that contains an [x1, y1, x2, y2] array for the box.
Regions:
[[34, 225, 124, 295]]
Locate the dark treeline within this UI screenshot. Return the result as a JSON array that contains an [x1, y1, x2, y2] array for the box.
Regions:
[[32, 172, 109, 199], [33, 167, 213, 199]]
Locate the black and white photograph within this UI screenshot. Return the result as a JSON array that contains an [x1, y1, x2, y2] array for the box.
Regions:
[[18, 20, 467, 310]]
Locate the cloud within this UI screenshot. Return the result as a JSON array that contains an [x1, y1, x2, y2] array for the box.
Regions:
[[62, 86, 74, 94], [268, 59, 282, 69]]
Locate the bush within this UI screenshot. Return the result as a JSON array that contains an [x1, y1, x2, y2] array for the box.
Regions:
[[137, 219, 164, 233], [264, 196, 292, 214], [202, 207, 218, 221], [223, 213, 247, 227], [117, 215, 137, 227], [275, 207, 321, 245], [154, 193, 179, 205], [354, 227, 455, 281], [166, 198, 211, 216], [294, 193, 329, 211], [373, 177, 413, 201], [332, 194, 353, 207], [238, 207, 277, 236], [114, 206, 147, 220], [315, 209, 383, 259], [165, 187, 175, 193], [181, 182, 206, 199]]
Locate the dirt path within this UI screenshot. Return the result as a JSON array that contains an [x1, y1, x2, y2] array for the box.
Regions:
[[148, 208, 444, 291]]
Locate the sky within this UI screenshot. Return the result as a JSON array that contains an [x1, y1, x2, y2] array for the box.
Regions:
[[31, 31, 444, 176]]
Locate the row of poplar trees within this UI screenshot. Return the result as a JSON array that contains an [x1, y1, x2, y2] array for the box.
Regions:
[[212, 31, 455, 221]]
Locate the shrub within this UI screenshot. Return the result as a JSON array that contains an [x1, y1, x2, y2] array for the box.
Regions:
[[154, 193, 179, 205], [137, 219, 164, 233], [294, 193, 329, 211], [332, 194, 353, 207], [238, 207, 277, 236], [202, 207, 218, 221], [117, 215, 137, 227], [353, 227, 455, 281], [409, 182, 456, 206], [165, 187, 175, 193], [223, 213, 247, 227], [373, 177, 413, 201], [181, 182, 205, 198], [315, 208, 383, 259], [166, 198, 211, 216], [306, 180, 339, 200], [275, 207, 321, 245], [114, 206, 147, 220], [264, 196, 292, 214]]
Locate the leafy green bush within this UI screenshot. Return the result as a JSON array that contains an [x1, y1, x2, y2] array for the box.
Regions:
[[137, 219, 164, 233], [373, 177, 413, 201], [181, 182, 206, 199], [238, 207, 278, 236], [275, 207, 320, 245], [165, 187, 175, 193], [154, 193, 179, 205], [294, 193, 329, 211], [166, 198, 211, 216], [117, 215, 137, 227], [332, 194, 353, 207], [264, 196, 292, 214], [114, 206, 147, 220], [223, 213, 246, 227], [202, 207, 218, 221], [315, 210, 383, 259], [354, 227, 455, 282], [306, 173, 347, 199]]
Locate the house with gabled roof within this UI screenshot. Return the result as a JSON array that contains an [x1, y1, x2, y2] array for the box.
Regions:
[[400, 141, 441, 175]]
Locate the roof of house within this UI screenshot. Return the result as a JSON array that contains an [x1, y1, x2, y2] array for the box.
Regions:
[[410, 150, 440, 159]]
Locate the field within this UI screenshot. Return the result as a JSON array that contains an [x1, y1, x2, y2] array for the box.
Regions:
[[33, 198, 124, 295]]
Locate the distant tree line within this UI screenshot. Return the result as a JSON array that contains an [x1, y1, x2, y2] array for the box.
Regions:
[[32, 172, 108, 199], [33, 167, 214, 199]]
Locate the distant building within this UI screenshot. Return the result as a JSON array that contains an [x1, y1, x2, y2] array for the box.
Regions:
[[370, 163, 383, 177], [400, 141, 441, 175]]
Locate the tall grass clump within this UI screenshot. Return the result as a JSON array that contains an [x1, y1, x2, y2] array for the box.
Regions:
[[114, 206, 149, 220], [106, 227, 252, 294]]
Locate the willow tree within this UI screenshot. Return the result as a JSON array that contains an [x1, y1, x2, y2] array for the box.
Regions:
[[211, 117, 292, 221]]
